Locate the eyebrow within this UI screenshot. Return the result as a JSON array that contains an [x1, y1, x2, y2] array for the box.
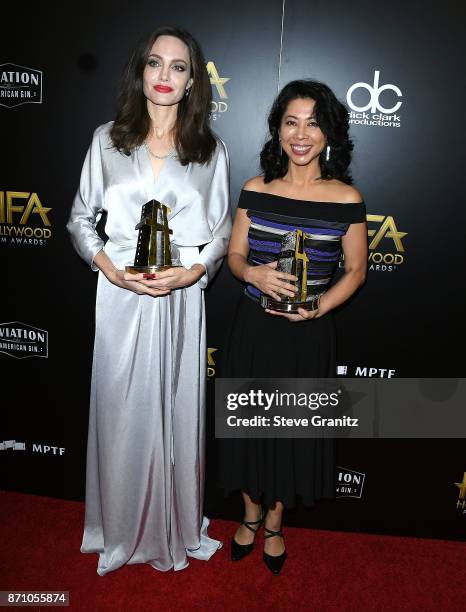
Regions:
[[284, 114, 316, 120], [148, 53, 188, 64]]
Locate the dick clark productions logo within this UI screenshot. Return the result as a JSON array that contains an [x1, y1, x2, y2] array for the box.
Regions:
[[347, 70, 402, 128]]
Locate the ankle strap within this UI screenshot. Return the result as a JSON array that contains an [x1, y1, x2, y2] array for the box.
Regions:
[[241, 512, 264, 534], [264, 526, 283, 539]]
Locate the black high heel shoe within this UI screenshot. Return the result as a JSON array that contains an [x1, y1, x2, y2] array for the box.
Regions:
[[263, 526, 287, 575], [231, 510, 264, 561]]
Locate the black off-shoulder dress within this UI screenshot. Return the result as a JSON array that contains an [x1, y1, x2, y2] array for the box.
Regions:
[[218, 190, 366, 509]]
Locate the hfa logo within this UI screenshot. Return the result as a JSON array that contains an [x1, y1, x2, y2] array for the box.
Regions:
[[0, 191, 52, 247], [0, 63, 43, 109], [207, 347, 217, 378], [347, 70, 402, 128], [367, 214, 407, 272], [206, 61, 229, 119], [454, 472, 466, 514]]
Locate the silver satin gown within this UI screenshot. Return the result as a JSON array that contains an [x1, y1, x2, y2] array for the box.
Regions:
[[67, 122, 231, 574]]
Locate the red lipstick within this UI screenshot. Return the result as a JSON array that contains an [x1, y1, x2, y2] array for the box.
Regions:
[[154, 85, 173, 93]]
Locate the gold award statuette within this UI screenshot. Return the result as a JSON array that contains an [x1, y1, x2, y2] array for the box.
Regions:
[[125, 200, 181, 274], [260, 229, 322, 313]]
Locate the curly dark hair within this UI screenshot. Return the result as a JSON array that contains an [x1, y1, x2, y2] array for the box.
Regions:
[[260, 80, 353, 184], [110, 25, 216, 165]]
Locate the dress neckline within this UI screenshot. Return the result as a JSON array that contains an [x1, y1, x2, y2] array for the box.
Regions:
[[242, 189, 363, 206]]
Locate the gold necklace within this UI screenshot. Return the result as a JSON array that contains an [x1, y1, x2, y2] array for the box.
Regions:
[[145, 142, 175, 160]]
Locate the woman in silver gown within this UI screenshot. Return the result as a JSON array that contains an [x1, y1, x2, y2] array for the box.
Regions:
[[67, 26, 231, 575]]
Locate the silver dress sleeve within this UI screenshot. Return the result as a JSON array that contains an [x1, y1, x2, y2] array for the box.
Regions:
[[67, 126, 106, 271], [192, 140, 232, 289]]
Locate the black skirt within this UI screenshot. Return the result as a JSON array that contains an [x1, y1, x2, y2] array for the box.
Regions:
[[217, 293, 336, 509]]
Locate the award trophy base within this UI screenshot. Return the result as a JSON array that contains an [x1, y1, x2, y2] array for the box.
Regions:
[[125, 263, 182, 274], [260, 294, 321, 313], [127, 199, 182, 276]]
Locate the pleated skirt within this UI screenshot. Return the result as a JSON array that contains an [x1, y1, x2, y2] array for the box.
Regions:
[[218, 293, 336, 509]]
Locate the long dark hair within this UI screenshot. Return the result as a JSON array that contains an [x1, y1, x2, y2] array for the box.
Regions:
[[110, 25, 216, 165], [260, 80, 353, 183]]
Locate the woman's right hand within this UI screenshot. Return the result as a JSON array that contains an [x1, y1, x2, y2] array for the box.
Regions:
[[244, 261, 298, 301], [109, 269, 171, 297]]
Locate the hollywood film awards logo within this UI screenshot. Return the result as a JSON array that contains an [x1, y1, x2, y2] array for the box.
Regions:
[[208, 347, 217, 378], [339, 214, 407, 273], [0, 439, 65, 455], [207, 61, 229, 120], [0, 322, 48, 359], [0, 63, 43, 109], [347, 70, 402, 128], [336, 467, 365, 498], [337, 365, 396, 378], [454, 472, 466, 515], [0, 191, 52, 247], [367, 214, 407, 272]]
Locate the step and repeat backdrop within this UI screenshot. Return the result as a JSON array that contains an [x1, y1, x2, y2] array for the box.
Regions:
[[2, 0, 465, 540]]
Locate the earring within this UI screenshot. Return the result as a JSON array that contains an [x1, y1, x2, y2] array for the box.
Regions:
[[325, 145, 331, 162], [278, 138, 283, 157], [184, 87, 191, 97]]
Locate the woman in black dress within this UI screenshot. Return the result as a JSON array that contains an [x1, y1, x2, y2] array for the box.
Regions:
[[218, 80, 367, 574]]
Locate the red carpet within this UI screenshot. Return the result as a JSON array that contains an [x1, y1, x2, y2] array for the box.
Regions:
[[1, 491, 464, 611]]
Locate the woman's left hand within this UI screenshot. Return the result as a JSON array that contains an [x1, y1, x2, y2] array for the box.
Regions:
[[139, 265, 204, 291], [264, 307, 320, 322]]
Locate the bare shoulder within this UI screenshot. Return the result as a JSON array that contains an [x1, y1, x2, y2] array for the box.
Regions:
[[243, 175, 267, 192], [326, 180, 363, 204]]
